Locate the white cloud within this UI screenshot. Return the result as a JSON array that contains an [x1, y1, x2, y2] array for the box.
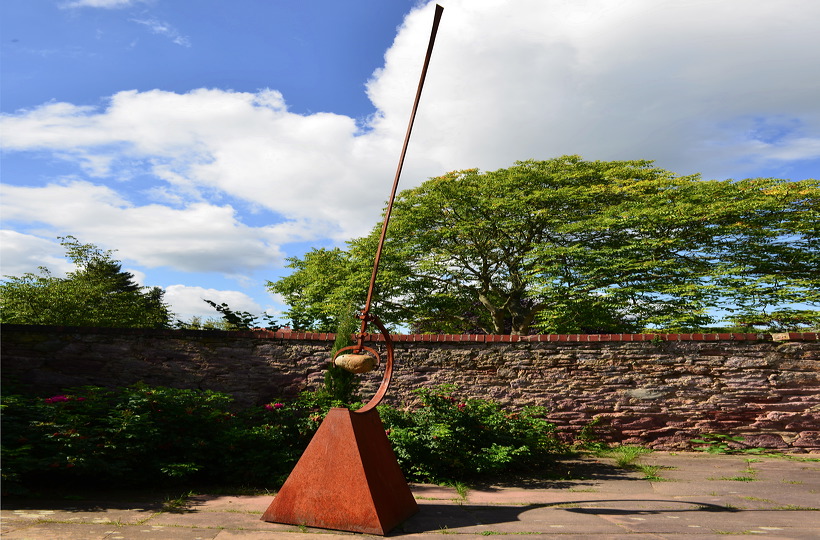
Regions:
[[0, 180, 286, 274], [163, 285, 262, 321], [131, 18, 191, 48], [2, 0, 819, 283], [0, 88, 396, 242], [0, 231, 72, 278], [388, 0, 820, 180], [9, 1, 819, 181]]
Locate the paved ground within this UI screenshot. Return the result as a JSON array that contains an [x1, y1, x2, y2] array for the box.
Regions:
[[2, 452, 819, 539]]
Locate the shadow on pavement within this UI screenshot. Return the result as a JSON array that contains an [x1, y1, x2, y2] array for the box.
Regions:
[[470, 456, 642, 490], [398, 499, 740, 535]]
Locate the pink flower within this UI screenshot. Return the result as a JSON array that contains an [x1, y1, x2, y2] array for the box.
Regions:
[[264, 404, 274, 411], [45, 395, 70, 404], [457, 403, 466, 410], [264, 403, 284, 411]]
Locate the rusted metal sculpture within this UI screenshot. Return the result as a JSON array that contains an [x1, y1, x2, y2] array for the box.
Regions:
[[261, 5, 443, 535]]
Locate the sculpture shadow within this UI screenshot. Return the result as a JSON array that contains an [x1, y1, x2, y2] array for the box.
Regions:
[[397, 499, 740, 535], [468, 456, 648, 491]]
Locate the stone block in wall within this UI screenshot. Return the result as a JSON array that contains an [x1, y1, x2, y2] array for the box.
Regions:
[[648, 433, 701, 451], [772, 371, 820, 387], [725, 355, 779, 368], [693, 420, 729, 432], [792, 431, 820, 449], [782, 385, 820, 397], [624, 388, 668, 400], [741, 433, 789, 449], [495, 367, 516, 379], [785, 418, 820, 431], [610, 416, 661, 430]]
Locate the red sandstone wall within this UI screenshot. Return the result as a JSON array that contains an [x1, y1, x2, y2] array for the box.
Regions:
[[2, 324, 817, 451]]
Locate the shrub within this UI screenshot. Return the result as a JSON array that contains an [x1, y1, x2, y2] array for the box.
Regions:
[[0, 384, 318, 492], [2, 383, 565, 493], [379, 385, 565, 483]]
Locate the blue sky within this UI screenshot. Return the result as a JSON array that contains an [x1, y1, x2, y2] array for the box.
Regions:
[[2, 0, 819, 324]]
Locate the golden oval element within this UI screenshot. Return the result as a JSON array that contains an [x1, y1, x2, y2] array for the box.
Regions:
[[334, 354, 378, 374]]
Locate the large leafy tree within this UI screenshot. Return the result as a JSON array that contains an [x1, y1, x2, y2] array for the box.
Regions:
[[1, 237, 172, 328], [270, 156, 819, 334]]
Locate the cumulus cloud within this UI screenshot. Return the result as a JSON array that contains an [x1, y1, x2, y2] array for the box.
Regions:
[[391, 0, 820, 179], [0, 180, 286, 274], [2, 0, 819, 283], [0, 88, 397, 242], [163, 285, 264, 321], [0, 231, 72, 278]]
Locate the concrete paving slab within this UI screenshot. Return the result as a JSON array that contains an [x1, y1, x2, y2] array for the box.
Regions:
[[2, 452, 818, 538], [213, 532, 357, 539], [2, 523, 129, 539], [184, 495, 271, 513], [406, 485, 460, 501], [148, 510, 269, 531], [653, 535, 818, 540], [5, 506, 156, 526], [452, 504, 630, 535], [400, 500, 479, 533], [1, 522, 223, 539]]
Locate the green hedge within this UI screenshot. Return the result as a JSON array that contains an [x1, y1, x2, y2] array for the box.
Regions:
[[1, 383, 564, 493]]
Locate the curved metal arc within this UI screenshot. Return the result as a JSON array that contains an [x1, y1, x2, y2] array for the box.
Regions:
[[354, 314, 394, 414]]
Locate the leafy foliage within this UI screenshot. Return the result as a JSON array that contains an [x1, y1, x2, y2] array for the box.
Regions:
[[0, 384, 323, 492], [724, 309, 820, 332], [269, 156, 819, 334], [0, 237, 171, 328], [379, 385, 564, 483], [1, 384, 565, 492], [269, 248, 360, 332], [319, 305, 362, 406]]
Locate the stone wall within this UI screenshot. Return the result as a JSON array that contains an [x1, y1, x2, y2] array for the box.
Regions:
[[2, 324, 818, 451]]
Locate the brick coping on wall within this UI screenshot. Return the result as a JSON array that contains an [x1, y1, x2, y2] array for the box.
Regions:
[[2, 324, 816, 342]]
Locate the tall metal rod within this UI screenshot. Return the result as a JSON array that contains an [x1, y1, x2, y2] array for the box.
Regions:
[[358, 4, 443, 339]]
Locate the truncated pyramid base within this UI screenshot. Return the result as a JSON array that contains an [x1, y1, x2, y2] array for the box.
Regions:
[[261, 407, 418, 535]]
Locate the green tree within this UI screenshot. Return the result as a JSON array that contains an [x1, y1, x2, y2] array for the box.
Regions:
[[270, 248, 362, 332], [725, 309, 820, 332], [0, 237, 171, 328], [269, 156, 819, 334]]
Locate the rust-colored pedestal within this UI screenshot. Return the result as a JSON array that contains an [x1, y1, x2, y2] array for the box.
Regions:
[[261, 407, 418, 535]]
